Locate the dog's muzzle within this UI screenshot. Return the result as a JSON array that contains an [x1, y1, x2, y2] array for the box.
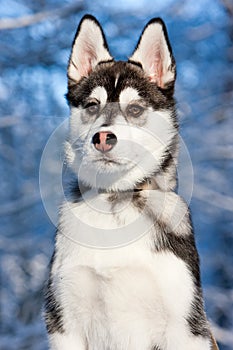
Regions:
[[92, 132, 117, 153]]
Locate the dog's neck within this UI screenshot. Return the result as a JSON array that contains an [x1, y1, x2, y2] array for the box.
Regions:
[[98, 177, 159, 193], [75, 177, 159, 197]]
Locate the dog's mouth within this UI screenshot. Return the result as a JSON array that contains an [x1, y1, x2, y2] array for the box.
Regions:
[[93, 158, 121, 165]]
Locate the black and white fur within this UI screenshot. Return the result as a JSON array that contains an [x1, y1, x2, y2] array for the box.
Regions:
[[44, 15, 218, 350]]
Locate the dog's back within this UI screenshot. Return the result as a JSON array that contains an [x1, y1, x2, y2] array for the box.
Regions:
[[44, 15, 218, 350]]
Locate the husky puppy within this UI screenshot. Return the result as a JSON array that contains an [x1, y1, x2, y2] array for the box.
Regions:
[[44, 15, 218, 350]]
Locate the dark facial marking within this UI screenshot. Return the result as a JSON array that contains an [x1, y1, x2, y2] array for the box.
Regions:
[[67, 61, 176, 113]]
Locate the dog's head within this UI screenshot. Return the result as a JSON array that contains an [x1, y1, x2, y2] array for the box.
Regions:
[[65, 15, 178, 192]]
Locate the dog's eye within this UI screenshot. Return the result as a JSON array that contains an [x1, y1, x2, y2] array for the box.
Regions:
[[85, 102, 100, 115], [126, 104, 144, 117]]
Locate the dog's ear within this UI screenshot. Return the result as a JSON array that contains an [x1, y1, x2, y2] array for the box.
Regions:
[[67, 15, 113, 83], [129, 18, 176, 89]]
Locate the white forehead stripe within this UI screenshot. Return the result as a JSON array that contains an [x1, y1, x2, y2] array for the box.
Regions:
[[119, 87, 140, 108], [90, 86, 107, 105], [115, 74, 119, 88]]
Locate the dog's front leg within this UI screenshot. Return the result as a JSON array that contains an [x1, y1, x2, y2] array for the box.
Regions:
[[44, 273, 87, 350], [48, 331, 87, 350]]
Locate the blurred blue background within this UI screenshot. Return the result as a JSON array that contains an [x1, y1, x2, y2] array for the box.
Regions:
[[0, 0, 233, 349]]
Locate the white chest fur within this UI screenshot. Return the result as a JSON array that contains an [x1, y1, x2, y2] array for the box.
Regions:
[[47, 185, 213, 344], [50, 191, 210, 350], [53, 243, 206, 349]]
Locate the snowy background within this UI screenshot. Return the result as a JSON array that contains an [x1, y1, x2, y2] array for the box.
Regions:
[[0, 0, 233, 349]]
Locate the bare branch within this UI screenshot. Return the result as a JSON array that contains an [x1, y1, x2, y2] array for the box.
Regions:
[[0, 192, 41, 216], [194, 184, 233, 212], [0, 2, 84, 30], [187, 23, 216, 41], [0, 115, 20, 128]]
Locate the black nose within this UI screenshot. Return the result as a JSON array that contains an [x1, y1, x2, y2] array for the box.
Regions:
[[92, 132, 117, 152]]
